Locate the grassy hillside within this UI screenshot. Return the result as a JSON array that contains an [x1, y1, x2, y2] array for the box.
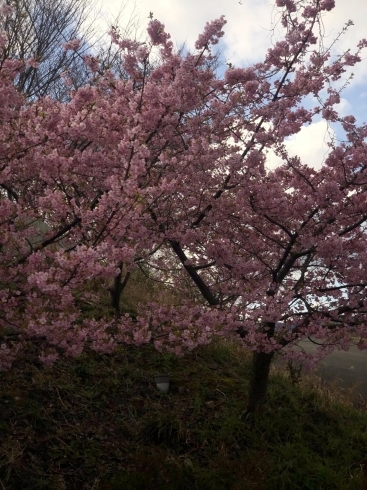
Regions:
[[0, 340, 367, 489]]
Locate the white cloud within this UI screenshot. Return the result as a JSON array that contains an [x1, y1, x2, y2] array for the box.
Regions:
[[319, 0, 367, 87], [93, 0, 367, 63], [91, 0, 367, 125], [266, 120, 334, 171], [91, 0, 277, 64]]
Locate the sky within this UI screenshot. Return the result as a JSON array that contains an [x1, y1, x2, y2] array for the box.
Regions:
[[91, 0, 367, 169]]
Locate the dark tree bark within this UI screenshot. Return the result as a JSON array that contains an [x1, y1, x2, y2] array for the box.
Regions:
[[244, 322, 277, 418], [109, 262, 130, 318], [245, 350, 275, 417]]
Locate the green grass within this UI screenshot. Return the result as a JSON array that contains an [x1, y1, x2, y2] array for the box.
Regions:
[[0, 340, 367, 489]]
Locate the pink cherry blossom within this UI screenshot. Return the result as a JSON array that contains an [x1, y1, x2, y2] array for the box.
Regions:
[[63, 39, 81, 51], [0, 2, 12, 17], [26, 58, 39, 68]]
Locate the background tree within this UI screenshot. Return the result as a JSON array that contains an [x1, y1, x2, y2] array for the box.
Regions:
[[0, 0, 144, 100], [0, 0, 96, 99]]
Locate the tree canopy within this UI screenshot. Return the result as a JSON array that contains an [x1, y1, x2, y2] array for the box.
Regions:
[[0, 0, 366, 412]]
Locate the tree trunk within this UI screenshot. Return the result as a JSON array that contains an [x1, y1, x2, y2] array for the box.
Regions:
[[245, 350, 275, 417], [109, 263, 130, 319]]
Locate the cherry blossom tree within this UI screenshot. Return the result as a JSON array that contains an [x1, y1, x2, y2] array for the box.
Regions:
[[1, 0, 367, 415]]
